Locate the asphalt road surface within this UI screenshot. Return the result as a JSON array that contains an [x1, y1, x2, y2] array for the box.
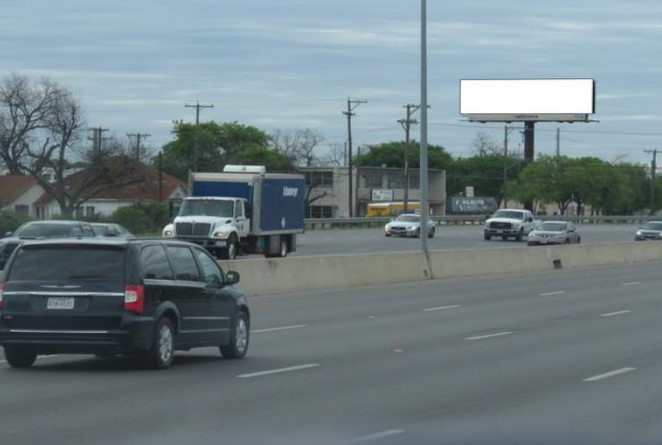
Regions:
[[290, 223, 645, 257], [2, 260, 662, 444]]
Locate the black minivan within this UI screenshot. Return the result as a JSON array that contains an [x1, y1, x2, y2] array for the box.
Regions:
[[0, 238, 249, 369]]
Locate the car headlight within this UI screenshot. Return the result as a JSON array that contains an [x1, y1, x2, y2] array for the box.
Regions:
[[407, 225, 416, 230], [213, 231, 231, 239], [163, 229, 173, 237], [636, 230, 643, 236]]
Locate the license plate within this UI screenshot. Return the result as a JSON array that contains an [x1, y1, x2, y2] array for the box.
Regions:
[[541, 239, 548, 245], [47, 297, 75, 310]]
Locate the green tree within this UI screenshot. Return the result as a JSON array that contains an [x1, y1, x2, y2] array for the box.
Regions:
[[354, 141, 453, 170], [155, 121, 295, 180], [447, 153, 525, 205]]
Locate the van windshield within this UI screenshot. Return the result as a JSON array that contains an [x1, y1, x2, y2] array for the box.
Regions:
[[7, 245, 126, 282]]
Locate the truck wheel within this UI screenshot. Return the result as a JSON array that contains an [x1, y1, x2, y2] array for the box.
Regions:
[[278, 237, 288, 257], [224, 235, 238, 260], [515, 230, 523, 242]]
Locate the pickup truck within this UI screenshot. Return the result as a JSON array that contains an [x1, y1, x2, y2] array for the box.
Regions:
[[483, 208, 535, 241]]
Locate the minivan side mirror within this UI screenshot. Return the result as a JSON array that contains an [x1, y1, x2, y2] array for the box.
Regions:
[[225, 270, 240, 285]]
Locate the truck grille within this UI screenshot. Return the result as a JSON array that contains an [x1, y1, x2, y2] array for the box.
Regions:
[[489, 221, 512, 230], [175, 222, 212, 237]]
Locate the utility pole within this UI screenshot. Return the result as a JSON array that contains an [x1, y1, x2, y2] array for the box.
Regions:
[[88, 126, 109, 152], [398, 104, 420, 213], [127, 133, 151, 160], [645, 149, 658, 215], [185, 101, 214, 172], [343, 97, 367, 217]]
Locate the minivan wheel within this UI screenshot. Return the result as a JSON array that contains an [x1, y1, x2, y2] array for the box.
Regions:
[[4, 347, 37, 368], [143, 317, 175, 369], [220, 311, 249, 359]]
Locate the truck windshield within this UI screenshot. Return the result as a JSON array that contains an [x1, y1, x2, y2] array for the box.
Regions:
[[179, 200, 234, 217]]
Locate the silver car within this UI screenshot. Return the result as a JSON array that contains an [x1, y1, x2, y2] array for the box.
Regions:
[[634, 221, 662, 241], [527, 220, 581, 246], [384, 213, 435, 238]]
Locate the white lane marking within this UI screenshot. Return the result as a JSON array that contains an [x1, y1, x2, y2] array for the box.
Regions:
[[237, 363, 319, 378], [347, 429, 406, 443], [0, 354, 60, 365], [539, 291, 567, 296], [465, 331, 514, 341], [600, 310, 632, 317], [621, 281, 640, 286], [583, 367, 636, 382], [252, 324, 307, 333], [423, 305, 460, 312]]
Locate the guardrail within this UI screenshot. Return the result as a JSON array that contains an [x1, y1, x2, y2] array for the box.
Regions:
[[304, 215, 657, 230]]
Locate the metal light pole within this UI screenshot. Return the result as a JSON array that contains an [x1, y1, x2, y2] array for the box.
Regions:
[[419, 0, 431, 277]]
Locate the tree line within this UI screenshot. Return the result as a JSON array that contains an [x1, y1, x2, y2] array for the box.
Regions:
[[1, 74, 656, 218]]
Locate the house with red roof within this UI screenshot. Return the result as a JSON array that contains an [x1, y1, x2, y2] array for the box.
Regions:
[[0, 175, 44, 217], [33, 163, 187, 219]]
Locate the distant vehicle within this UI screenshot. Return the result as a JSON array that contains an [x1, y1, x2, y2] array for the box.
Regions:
[[0, 220, 96, 270], [91, 223, 135, 239], [483, 209, 535, 241], [527, 220, 581, 246], [634, 221, 662, 241], [384, 213, 435, 238], [0, 238, 249, 369], [367, 201, 421, 217]]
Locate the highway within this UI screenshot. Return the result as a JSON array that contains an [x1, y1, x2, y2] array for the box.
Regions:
[[2, 260, 662, 444], [291, 224, 645, 256]]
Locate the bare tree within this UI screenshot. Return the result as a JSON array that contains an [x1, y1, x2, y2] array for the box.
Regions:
[[0, 75, 65, 174], [0, 73, 148, 217], [471, 131, 501, 156], [270, 128, 325, 167], [320, 142, 346, 167]]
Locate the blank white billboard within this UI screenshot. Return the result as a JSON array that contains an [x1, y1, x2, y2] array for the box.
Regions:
[[460, 79, 595, 121]]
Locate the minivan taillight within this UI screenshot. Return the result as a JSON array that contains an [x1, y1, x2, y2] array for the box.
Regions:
[[124, 285, 144, 314], [0, 283, 4, 310]]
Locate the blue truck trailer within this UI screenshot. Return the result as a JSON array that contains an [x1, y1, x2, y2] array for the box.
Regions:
[[164, 166, 305, 259]]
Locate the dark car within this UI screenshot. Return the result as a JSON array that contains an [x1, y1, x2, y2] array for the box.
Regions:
[[0, 220, 97, 270], [0, 238, 249, 369], [634, 221, 662, 241], [91, 222, 135, 239]]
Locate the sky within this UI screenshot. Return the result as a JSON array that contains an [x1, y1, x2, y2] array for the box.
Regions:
[[2, 0, 662, 165]]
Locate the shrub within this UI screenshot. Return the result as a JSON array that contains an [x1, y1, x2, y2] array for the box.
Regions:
[[0, 212, 32, 236]]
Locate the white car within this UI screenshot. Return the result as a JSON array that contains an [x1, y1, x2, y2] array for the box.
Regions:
[[527, 220, 581, 246], [384, 213, 435, 238]]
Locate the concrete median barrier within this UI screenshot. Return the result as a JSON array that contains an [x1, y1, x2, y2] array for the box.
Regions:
[[222, 242, 662, 296]]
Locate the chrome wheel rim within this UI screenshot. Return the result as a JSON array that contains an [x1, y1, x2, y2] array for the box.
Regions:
[[228, 239, 237, 259], [158, 324, 173, 363], [235, 317, 248, 353], [280, 240, 287, 257]]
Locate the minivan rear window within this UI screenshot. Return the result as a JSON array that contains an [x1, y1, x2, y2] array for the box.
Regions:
[[6, 245, 126, 282]]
